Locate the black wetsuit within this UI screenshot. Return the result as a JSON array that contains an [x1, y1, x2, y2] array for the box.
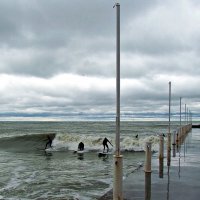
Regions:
[[103, 138, 111, 152], [45, 136, 52, 149], [78, 142, 84, 151]]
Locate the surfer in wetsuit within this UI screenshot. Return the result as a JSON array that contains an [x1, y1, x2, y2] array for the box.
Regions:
[[45, 135, 52, 149], [103, 137, 113, 153], [78, 142, 84, 151]]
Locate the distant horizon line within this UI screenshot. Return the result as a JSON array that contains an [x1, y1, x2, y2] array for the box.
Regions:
[[0, 111, 197, 122], [0, 118, 198, 122]]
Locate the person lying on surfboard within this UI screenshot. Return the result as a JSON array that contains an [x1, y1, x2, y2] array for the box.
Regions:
[[78, 142, 84, 151], [103, 137, 113, 153], [45, 135, 52, 149]]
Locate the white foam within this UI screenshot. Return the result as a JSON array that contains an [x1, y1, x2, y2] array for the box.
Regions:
[[52, 133, 161, 152]]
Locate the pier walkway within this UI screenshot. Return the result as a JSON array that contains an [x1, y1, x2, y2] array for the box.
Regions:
[[99, 128, 200, 200]]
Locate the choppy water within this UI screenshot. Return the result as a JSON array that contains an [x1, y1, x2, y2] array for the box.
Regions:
[[0, 121, 179, 199]]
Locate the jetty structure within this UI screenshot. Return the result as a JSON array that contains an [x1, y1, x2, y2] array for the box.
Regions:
[[99, 124, 194, 200], [99, 2, 197, 200], [99, 79, 194, 199]]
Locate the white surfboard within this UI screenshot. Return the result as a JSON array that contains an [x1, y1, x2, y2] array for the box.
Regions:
[[77, 150, 84, 154], [45, 147, 55, 152], [74, 150, 84, 154]]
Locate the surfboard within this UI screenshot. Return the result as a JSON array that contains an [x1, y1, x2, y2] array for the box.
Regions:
[[98, 152, 111, 157], [44, 147, 55, 152], [74, 150, 84, 154]]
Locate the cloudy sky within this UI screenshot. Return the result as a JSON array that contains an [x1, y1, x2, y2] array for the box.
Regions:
[[0, 0, 200, 121]]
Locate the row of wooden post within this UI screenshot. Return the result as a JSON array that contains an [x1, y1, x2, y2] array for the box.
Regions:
[[175, 124, 192, 147], [144, 123, 192, 200]]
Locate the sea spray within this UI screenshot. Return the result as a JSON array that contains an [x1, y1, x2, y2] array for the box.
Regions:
[[53, 133, 162, 152]]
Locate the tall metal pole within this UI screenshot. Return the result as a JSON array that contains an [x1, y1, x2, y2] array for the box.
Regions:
[[113, 3, 123, 200], [116, 2, 120, 157], [167, 81, 171, 166], [180, 97, 182, 127], [179, 97, 182, 144], [185, 104, 187, 125]]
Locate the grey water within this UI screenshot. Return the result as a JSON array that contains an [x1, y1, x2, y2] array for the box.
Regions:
[[0, 121, 179, 200]]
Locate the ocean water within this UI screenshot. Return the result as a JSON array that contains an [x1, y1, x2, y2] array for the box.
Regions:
[[0, 121, 179, 200]]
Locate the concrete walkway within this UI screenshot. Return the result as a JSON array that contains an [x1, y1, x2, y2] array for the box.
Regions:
[[99, 128, 200, 200]]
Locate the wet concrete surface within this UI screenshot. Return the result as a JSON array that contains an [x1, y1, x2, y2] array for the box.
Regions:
[[99, 129, 200, 200]]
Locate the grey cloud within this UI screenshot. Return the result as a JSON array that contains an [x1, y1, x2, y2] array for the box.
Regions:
[[0, 0, 200, 120], [0, 0, 173, 79], [0, 0, 115, 48]]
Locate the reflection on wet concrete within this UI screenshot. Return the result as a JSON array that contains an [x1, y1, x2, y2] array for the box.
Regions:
[[145, 172, 151, 200], [159, 157, 164, 178], [167, 166, 170, 200]]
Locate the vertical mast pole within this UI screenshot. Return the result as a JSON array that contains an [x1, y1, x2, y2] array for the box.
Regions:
[[113, 3, 123, 200], [167, 81, 171, 166], [185, 104, 187, 125], [180, 97, 182, 127], [180, 97, 182, 143], [116, 2, 120, 157]]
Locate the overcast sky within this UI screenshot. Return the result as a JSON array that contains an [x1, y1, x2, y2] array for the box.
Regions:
[[0, 0, 200, 121]]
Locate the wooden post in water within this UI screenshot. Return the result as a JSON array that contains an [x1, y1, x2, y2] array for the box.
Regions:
[[145, 142, 152, 173], [159, 134, 164, 178], [113, 3, 123, 200], [145, 142, 151, 200]]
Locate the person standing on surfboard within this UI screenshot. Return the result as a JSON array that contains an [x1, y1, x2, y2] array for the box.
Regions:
[[45, 135, 52, 149], [78, 142, 84, 151], [103, 137, 113, 153]]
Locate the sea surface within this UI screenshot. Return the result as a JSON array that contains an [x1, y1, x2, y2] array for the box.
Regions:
[[0, 121, 180, 200]]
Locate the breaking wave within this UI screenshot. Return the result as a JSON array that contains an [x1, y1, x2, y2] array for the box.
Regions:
[[0, 132, 163, 153]]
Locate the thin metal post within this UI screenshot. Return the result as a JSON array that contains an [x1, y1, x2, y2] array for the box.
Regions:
[[115, 2, 120, 157], [113, 3, 123, 200], [180, 97, 182, 127], [167, 81, 171, 166], [179, 97, 182, 145], [185, 104, 186, 125], [172, 131, 176, 157]]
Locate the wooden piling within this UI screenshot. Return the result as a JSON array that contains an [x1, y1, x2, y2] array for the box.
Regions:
[[145, 142, 152, 173]]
